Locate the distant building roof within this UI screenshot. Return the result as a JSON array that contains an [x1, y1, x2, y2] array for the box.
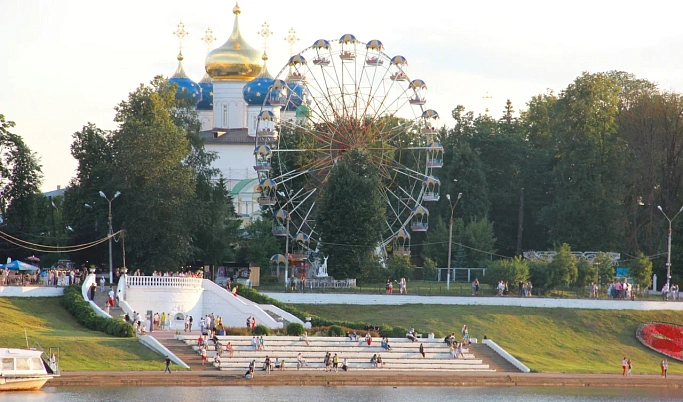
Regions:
[[43, 186, 67, 198], [199, 128, 276, 145], [230, 178, 257, 196]]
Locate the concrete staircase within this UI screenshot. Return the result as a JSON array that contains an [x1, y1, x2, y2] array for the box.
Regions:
[[91, 286, 123, 319], [157, 336, 217, 371], [178, 335, 499, 373], [469, 343, 520, 372]]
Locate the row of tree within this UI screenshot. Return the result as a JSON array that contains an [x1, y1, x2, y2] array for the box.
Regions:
[[1, 71, 682, 286]]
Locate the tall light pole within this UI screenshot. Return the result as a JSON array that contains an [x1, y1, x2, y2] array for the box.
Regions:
[[446, 192, 462, 290], [100, 191, 120, 283], [658, 205, 683, 289]]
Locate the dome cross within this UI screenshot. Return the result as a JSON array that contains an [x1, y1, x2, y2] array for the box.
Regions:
[[284, 27, 300, 57], [257, 22, 273, 54], [173, 21, 189, 53], [201, 27, 216, 53]]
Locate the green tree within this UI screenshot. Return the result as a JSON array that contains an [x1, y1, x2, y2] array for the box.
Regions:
[[629, 252, 653, 289], [549, 243, 578, 287], [422, 257, 437, 281], [111, 76, 195, 271], [0, 115, 43, 236], [576, 258, 597, 288], [462, 217, 497, 266], [317, 149, 385, 280], [482, 256, 529, 291], [387, 254, 413, 280], [594, 252, 615, 285], [237, 218, 281, 272]]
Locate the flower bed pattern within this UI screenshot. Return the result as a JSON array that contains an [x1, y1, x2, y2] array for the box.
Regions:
[[636, 322, 683, 361]]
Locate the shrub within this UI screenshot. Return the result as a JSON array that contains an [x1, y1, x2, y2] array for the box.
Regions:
[[259, 275, 279, 285], [481, 256, 529, 290], [379, 325, 408, 338], [286, 322, 305, 336], [252, 324, 270, 336], [223, 327, 251, 336], [60, 285, 135, 337], [422, 258, 438, 281], [327, 325, 344, 336]]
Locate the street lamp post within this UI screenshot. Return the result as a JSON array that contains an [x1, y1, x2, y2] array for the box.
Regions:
[[658, 205, 683, 289], [99, 191, 121, 284], [446, 192, 462, 290]]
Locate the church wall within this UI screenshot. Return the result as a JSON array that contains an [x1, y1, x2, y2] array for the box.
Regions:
[[205, 143, 256, 188], [213, 81, 248, 129], [198, 110, 213, 131]]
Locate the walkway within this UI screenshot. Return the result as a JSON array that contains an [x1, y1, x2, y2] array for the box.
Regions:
[[263, 292, 683, 310]]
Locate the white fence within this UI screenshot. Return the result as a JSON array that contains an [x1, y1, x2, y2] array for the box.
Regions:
[[125, 276, 202, 288]]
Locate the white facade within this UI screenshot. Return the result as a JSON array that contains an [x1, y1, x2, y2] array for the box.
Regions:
[[198, 110, 213, 131], [204, 143, 256, 186], [119, 276, 301, 329], [213, 81, 248, 129]]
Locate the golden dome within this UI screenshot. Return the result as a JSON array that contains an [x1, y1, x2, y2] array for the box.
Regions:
[[205, 3, 263, 81]]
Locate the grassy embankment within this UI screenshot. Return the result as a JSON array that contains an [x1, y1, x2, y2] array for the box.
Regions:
[[0, 297, 162, 371], [299, 304, 683, 374]]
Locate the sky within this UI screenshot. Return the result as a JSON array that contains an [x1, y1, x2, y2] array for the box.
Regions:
[[2, 0, 683, 192]]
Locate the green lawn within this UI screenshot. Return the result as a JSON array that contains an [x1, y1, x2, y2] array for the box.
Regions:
[[298, 304, 683, 374], [0, 297, 164, 371]]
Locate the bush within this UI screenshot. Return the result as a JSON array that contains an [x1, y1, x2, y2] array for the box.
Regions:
[[481, 256, 529, 290], [252, 324, 270, 336], [223, 327, 251, 336], [379, 325, 408, 338], [286, 322, 305, 336], [60, 285, 135, 337], [259, 275, 279, 285], [327, 325, 344, 336], [422, 258, 438, 281]]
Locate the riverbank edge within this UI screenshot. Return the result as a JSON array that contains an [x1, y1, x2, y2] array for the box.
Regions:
[[46, 371, 683, 388]]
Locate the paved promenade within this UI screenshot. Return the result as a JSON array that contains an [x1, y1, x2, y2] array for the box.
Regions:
[[47, 371, 683, 388], [263, 292, 683, 310]]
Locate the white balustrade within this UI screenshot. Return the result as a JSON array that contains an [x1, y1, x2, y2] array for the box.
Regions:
[[125, 276, 202, 288]]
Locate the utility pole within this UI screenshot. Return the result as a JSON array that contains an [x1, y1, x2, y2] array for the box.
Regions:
[[516, 188, 525, 256], [100, 191, 120, 284]]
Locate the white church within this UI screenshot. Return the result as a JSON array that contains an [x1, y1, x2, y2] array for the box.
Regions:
[[167, 3, 304, 222]]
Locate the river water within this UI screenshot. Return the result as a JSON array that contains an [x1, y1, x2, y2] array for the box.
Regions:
[[0, 386, 680, 401]]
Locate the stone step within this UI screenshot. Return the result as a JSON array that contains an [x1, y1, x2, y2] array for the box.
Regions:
[[197, 350, 477, 360], [157, 338, 217, 371], [214, 358, 484, 365], [468, 343, 521, 372], [219, 365, 494, 372]]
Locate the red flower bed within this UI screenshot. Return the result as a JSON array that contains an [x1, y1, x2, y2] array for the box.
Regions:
[[636, 322, 683, 361]]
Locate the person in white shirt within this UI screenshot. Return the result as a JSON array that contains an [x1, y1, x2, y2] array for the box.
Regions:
[[100, 276, 106, 292]]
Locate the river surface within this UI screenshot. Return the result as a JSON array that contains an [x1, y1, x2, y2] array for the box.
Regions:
[[0, 386, 681, 401]]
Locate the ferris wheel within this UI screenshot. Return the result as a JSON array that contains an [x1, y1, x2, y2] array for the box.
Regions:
[[253, 34, 443, 261]]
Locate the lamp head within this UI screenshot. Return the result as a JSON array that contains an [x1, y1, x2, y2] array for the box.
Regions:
[[679, 206, 683, 213], [99, 191, 106, 199], [446, 194, 451, 201], [457, 192, 462, 199], [658, 205, 663, 211], [84, 203, 92, 208], [114, 191, 121, 199]]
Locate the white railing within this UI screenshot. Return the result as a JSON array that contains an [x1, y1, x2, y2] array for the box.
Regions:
[[125, 276, 202, 288], [81, 274, 112, 319]]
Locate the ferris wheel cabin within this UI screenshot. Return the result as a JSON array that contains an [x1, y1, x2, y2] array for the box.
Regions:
[[339, 34, 357, 61], [272, 209, 288, 236], [393, 229, 411, 256], [426, 142, 444, 168], [253, 145, 272, 172], [291, 232, 310, 260], [410, 205, 429, 232], [365, 39, 384, 66], [256, 179, 278, 206], [422, 176, 441, 202], [409, 79, 427, 105]]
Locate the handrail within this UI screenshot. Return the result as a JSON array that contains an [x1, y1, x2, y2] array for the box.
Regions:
[[125, 276, 202, 288]]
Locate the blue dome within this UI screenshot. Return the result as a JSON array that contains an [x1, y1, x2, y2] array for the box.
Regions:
[[284, 81, 310, 111], [169, 53, 201, 106], [243, 75, 275, 106], [197, 73, 213, 111]]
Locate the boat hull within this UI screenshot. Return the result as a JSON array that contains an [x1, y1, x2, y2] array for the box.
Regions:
[[0, 377, 49, 391]]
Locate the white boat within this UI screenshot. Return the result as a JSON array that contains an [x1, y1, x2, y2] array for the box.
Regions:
[[0, 348, 55, 391]]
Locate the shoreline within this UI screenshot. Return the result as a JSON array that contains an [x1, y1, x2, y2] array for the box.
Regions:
[[46, 371, 683, 389]]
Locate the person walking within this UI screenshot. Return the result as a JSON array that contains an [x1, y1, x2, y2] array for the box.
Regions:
[[164, 356, 172, 373], [100, 276, 105, 292], [419, 343, 425, 358], [662, 359, 668, 378], [621, 357, 627, 376], [627, 359, 632, 376]]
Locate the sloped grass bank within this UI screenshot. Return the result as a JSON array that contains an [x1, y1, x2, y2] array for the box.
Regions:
[[299, 304, 683, 374], [0, 297, 162, 371]]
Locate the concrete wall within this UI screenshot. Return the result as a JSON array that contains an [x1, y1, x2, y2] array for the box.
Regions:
[[201, 279, 282, 328], [0, 286, 64, 297]]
